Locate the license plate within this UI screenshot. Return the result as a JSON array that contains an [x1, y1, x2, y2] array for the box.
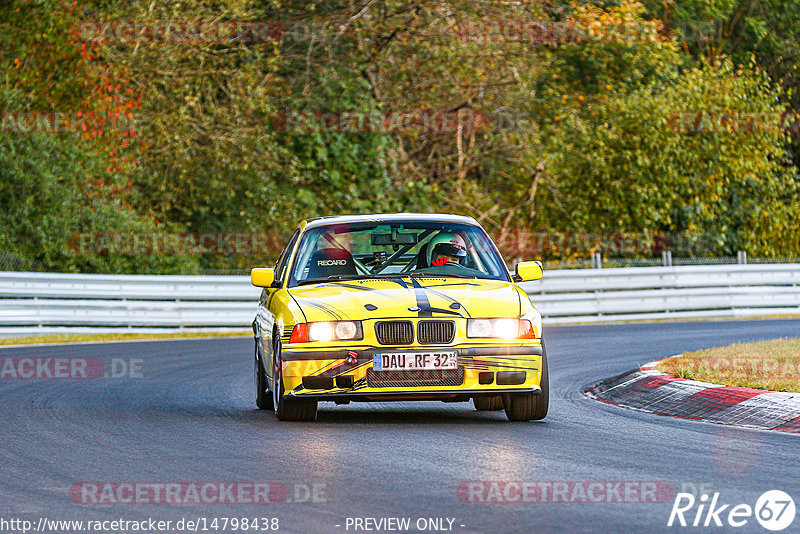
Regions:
[[372, 351, 458, 372]]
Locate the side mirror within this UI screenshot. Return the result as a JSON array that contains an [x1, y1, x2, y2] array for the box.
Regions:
[[251, 268, 277, 288], [514, 261, 543, 282]]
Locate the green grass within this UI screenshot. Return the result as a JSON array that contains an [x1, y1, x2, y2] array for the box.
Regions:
[[0, 331, 251, 346], [656, 338, 800, 392]]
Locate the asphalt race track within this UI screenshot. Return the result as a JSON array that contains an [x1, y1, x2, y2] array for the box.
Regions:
[[2, 319, 800, 533]]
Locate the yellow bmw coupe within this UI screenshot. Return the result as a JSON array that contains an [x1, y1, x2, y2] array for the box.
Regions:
[[251, 213, 547, 421]]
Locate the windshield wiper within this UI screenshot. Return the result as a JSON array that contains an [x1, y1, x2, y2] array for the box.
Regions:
[[296, 274, 411, 286], [409, 272, 478, 280], [295, 275, 357, 286]]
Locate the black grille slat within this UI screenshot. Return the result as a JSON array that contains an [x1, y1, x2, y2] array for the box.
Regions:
[[367, 367, 465, 388], [417, 320, 455, 344], [375, 321, 414, 345]]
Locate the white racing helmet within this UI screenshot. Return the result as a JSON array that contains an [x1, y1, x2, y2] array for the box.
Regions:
[[426, 232, 468, 266]]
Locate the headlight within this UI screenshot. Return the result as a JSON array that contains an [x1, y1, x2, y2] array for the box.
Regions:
[[467, 318, 538, 339], [492, 318, 519, 339], [335, 321, 358, 340], [468, 319, 494, 338], [307, 321, 363, 342]]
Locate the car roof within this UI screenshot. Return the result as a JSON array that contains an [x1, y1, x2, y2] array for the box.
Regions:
[[300, 213, 480, 230]]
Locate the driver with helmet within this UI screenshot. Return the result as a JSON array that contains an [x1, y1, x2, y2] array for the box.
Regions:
[[426, 232, 468, 267]]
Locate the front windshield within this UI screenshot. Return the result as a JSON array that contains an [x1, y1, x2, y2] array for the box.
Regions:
[[288, 221, 509, 287]]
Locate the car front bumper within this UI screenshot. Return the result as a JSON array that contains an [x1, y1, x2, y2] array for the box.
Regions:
[[280, 343, 543, 400]]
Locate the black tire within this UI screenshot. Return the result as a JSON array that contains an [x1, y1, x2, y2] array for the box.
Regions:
[[272, 338, 318, 421], [473, 396, 504, 411], [504, 341, 549, 422], [531, 342, 549, 420], [254, 340, 274, 410]]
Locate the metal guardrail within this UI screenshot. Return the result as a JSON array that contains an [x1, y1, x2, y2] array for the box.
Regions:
[[0, 272, 259, 335], [520, 264, 800, 323], [0, 264, 798, 334]]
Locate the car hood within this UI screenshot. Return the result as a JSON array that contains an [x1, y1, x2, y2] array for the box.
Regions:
[[288, 277, 521, 322]]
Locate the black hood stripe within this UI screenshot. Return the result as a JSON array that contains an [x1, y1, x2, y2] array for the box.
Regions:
[[420, 287, 471, 318], [294, 298, 345, 321], [410, 277, 434, 317]]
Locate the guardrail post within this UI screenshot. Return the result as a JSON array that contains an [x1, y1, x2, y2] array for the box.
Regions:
[[737, 251, 748, 264], [591, 252, 602, 269], [661, 250, 673, 267], [34, 295, 42, 329]]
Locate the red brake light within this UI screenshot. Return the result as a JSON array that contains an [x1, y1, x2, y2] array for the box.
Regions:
[[519, 319, 537, 339], [289, 323, 308, 343]]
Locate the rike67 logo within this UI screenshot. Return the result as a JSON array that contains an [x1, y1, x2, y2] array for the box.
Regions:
[[668, 490, 796, 531]]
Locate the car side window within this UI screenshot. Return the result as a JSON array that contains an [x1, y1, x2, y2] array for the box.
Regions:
[[275, 229, 300, 284]]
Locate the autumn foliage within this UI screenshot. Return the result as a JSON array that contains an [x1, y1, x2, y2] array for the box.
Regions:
[[1, 0, 798, 272]]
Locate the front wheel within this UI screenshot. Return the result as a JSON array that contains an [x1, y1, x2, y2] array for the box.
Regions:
[[254, 340, 274, 410], [473, 396, 504, 411], [504, 341, 549, 422], [272, 338, 318, 421]]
